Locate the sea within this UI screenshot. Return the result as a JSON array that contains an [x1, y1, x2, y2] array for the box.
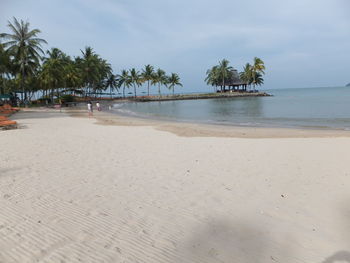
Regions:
[[110, 86, 350, 130]]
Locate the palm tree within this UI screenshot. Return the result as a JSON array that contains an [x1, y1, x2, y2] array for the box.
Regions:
[[253, 72, 264, 87], [105, 74, 118, 98], [0, 17, 47, 102], [0, 43, 11, 94], [118, 69, 130, 98], [78, 46, 99, 96], [252, 57, 265, 91], [129, 68, 141, 98], [152, 68, 167, 97], [167, 73, 182, 95], [63, 60, 82, 95], [217, 59, 233, 92], [141, 64, 154, 96], [240, 63, 253, 91], [76, 47, 112, 97], [42, 48, 67, 102], [205, 65, 220, 91]]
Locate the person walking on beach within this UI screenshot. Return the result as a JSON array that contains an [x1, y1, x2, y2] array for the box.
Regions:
[[96, 101, 101, 111], [87, 101, 93, 117]]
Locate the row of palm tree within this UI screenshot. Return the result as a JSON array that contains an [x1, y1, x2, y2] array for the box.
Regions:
[[206, 58, 265, 92], [0, 17, 183, 104], [112, 66, 182, 98], [92, 66, 183, 99]]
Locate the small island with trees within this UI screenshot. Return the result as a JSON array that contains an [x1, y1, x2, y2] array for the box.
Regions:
[[0, 17, 269, 107]]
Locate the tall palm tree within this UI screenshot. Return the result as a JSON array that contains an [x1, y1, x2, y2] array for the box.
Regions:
[[167, 73, 182, 95], [41, 48, 66, 103], [0, 17, 47, 102], [141, 64, 154, 96], [152, 68, 167, 97], [240, 63, 253, 91], [118, 69, 130, 98], [252, 57, 265, 91], [129, 68, 141, 98], [105, 73, 118, 98], [0, 43, 11, 94], [218, 59, 233, 92], [205, 65, 220, 91], [63, 60, 82, 95], [78, 46, 99, 95]]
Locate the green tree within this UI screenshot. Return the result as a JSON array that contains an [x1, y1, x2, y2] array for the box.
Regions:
[[0, 43, 11, 94], [217, 59, 233, 92], [0, 17, 47, 102], [76, 47, 111, 97], [41, 48, 67, 103], [240, 63, 253, 91], [205, 65, 220, 91], [77, 47, 99, 96], [253, 72, 264, 87], [252, 57, 265, 91], [130, 68, 141, 98], [141, 64, 154, 96], [167, 73, 182, 95], [63, 60, 82, 95], [105, 74, 118, 98], [118, 69, 130, 98], [152, 69, 167, 97]]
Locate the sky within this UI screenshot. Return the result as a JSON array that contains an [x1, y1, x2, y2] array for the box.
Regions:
[[1, 0, 350, 92]]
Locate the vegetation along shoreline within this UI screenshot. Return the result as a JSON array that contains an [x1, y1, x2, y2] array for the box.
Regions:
[[0, 17, 267, 107]]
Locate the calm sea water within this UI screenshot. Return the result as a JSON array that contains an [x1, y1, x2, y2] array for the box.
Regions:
[[111, 86, 350, 130]]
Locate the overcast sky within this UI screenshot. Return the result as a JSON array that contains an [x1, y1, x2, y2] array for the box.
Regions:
[[1, 0, 349, 91]]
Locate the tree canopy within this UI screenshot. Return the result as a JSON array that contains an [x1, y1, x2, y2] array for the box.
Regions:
[[206, 58, 266, 92], [0, 17, 183, 104]]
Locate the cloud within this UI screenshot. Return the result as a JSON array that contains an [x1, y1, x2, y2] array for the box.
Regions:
[[1, 0, 349, 89]]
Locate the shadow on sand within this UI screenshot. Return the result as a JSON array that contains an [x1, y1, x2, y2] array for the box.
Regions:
[[171, 218, 294, 263], [169, 217, 349, 263], [322, 251, 350, 263]]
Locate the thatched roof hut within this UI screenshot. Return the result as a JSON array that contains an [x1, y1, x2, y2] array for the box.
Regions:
[[220, 69, 247, 92]]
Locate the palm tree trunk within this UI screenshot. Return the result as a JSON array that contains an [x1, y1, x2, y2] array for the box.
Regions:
[[158, 83, 161, 97], [147, 80, 150, 96], [173, 86, 174, 96], [123, 84, 125, 98], [134, 84, 136, 98], [21, 68, 25, 103], [222, 73, 225, 93]]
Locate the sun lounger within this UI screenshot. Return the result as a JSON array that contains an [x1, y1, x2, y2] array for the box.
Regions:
[[0, 104, 18, 129], [0, 120, 17, 129]]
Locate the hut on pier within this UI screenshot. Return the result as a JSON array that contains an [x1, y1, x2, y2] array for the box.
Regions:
[[217, 69, 248, 92]]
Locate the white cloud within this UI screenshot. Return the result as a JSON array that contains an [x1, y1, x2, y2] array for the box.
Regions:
[[1, 0, 349, 89]]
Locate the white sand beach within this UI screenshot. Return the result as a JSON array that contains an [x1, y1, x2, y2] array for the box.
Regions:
[[1, 109, 350, 263]]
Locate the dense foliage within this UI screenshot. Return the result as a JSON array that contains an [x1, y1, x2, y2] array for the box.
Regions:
[[0, 18, 183, 104], [206, 58, 265, 91]]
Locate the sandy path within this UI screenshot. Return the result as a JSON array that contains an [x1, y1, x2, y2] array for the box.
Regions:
[[0, 110, 350, 262]]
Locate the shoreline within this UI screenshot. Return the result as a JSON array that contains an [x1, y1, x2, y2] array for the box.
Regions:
[[63, 106, 350, 138], [128, 91, 271, 102]]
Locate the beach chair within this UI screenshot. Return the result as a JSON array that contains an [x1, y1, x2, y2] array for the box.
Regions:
[[0, 104, 18, 130], [0, 119, 17, 129]]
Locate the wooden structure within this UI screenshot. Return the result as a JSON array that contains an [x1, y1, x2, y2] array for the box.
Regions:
[[217, 69, 248, 92]]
